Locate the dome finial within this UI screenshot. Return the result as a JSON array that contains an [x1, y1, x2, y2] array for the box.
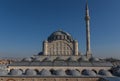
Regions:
[[85, 0, 90, 17]]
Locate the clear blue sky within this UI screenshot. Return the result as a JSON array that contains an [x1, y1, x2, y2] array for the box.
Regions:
[[0, 0, 120, 58]]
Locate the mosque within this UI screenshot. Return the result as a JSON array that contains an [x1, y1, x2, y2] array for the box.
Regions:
[[0, 1, 120, 81]]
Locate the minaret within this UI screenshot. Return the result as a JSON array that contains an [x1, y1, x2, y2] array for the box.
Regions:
[[85, 0, 92, 58]]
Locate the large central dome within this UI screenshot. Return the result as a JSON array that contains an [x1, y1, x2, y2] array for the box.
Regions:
[[47, 30, 73, 42]]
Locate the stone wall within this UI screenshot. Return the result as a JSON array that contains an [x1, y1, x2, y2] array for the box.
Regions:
[[43, 40, 78, 56], [0, 77, 100, 81]]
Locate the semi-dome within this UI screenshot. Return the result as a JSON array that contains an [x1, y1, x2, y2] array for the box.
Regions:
[[98, 69, 112, 76], [9, 69, 23, 75], [48, 30, 73, 42], [25, 69, 37, 76]]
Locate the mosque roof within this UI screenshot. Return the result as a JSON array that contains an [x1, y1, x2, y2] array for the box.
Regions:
[[9, 56, 113, 67], [0, 69, 114, 77]]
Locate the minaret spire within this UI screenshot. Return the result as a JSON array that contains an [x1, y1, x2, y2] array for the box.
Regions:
[[85, 0, 90, 19], [85, 0, 92, 58]]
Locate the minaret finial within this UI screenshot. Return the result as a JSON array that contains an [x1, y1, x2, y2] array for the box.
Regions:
[[85, 0, 90, 20], [85, 0, 92, 58]]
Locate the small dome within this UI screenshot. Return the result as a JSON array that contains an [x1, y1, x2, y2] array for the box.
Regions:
[[112, 66, 120, 76], [67, 57, 76, 61], [48, 30, 73, 42], [25, 69, 37, 76], [78, 56, 89, 61], [89, 57, 100, 62], [0, 70, 8, 75], [117, 65, 120, 68], [70, 70, 81, 76], [22, 57, 32, 62], [40, 69, 51, 76], [9, 69, 22, 75], [42, 57, 52, 62], [82, 69, 96, 76], [34, 57, 42, 61], [54, 57, 64, 61], [55, 69, 66, 76], [98, 69, 112, 76]]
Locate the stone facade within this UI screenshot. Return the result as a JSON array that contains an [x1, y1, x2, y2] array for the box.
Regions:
[[43, 30, 79, 56]]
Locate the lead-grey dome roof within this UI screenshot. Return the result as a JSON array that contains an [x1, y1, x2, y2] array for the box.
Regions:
[[22, 57, 32, 62], [67, 57, 77, 61], [55, 69, 66, 76], [40, 69, 51, 76], [9, 69, 22, 75], [69, 70, 81, 76], [54, 57, 65, 61], [112, 66, 120, 76], [34, 57, 43, 61], [98, 69, 112, 76], [25, 69, 37, 75], [42, 57, 52, 62], [0, 70, 8, 76], [82, 69, 96, 76], [78, 56, 89, 61], [48, 30, 73, 42], [89, 57, 100, 62]]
